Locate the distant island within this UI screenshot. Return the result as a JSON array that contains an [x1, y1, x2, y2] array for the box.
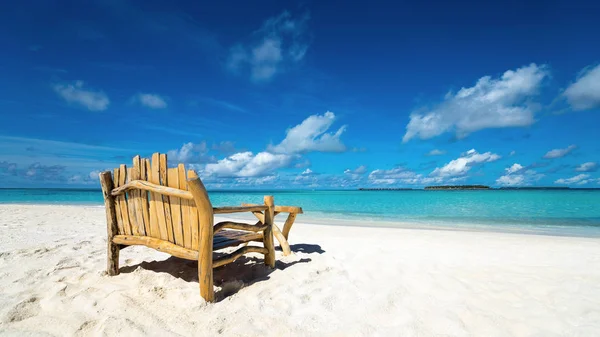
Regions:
[[424, 185, 490, 190]]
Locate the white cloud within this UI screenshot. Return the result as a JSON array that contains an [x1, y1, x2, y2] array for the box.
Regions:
[[506, 163, 524, 174], [403, 64, 548, 142], [53, 80, 109, 111], [431, 149, 500, 178], [543, 145, 576, 159], [204, 151, 292, 177], [227, 11, 309, 82], [135, 93, 167, 109], [564, 64, 600, 110], [167, 142, 214, 164], [496, 163, 543, 186], [344, 165, 367, 175], [368, 167, 439, 185], [269, 111, 347, 154], [426, 149, 446, 156], [575, 162, 598, 172], [509, 150, 516, 156], [301, 168, 313, 175], [555, 174, 592, 185]]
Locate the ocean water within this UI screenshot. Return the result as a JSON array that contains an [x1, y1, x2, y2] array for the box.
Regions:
[[1, 188, 600, 237]]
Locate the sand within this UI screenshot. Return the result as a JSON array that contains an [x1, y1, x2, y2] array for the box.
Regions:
[[1, 204, 599, 336]]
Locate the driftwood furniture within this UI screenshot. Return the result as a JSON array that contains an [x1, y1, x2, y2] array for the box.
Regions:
[[241, 203, 303, 256], [98, 153, 300, 302]]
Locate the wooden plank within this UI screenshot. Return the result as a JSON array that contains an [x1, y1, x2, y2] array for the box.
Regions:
[[118, 165, 132, 235], [168, 167, 183, 246], [178, 164, 192, 249], [213, 246, 268, 268], [159, 153, 174, 243], [131, 156, 145, 236], [140, 158, 151, 236], [113, 235, 198, 260], [99, 171, 120, 275], [187, 174, 215, 302], [150, 153, 167, 240], [214, 221, 267, 234], [262, 196, 276, 268], [126, 167, 139, 235], [146, 158, 159, 238], [242, 203, 303, 214], [112, 180, 194, 199], [213, 206, 268, 214], [187, 170, 200, 250], [113, 168, 124, 235]]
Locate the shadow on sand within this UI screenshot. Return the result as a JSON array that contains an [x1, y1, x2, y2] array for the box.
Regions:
[[120, 243, 325, 301]]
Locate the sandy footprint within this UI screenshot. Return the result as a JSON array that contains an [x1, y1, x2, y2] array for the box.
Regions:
[[3, 296, 40, 323]]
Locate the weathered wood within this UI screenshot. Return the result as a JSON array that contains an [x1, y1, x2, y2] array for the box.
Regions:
[[242, 203, 303, 214], [151, 153, 169, 241], [213, 205, 268, 214], [213, 246, 269, 268], [214, 221, 268, 234], [213, 233, 263, 250], [147, 157, 159, 238], [126, 167, 140, 235], [113, 168, 124, 235], [272, 224, 291, 256], [251, 211, 265, 224], [178, 164, 192, 249], [118, 165, 132, 235], [159, 153, 175, 243], [99, 171, 120, 275], [187, 174, 215, 302], [140, 158, 151, 235], [112, 180, 194, 199], [131, 156, 145, 236], [168, 167, 184, 246], [187, 170, 200, 250], [112, 235, 198, 260], [263, 196, 276, 268], [282, 213, 297, 240]]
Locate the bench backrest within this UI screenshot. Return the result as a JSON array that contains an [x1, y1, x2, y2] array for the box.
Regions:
[[110, 152, 211, 250]]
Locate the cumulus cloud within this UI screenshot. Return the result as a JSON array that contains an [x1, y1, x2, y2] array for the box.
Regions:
[[269, 111, 347, 154], [575, 162, 598, 172], [426, 149, 446, 156], [403, 64, 548, 142], [227, 11, 310, 81], [543, 145, 576, 159], [134, 93, 167, 109], [301, 168, 313, 175], [431, 149, 500, 178], [564, 64, 600, 110], [204, 151, 292, 177], [555, 174, 592, 185], [167, 142, 215, 164], [52, 80, 109, 111], [496, 163, 543, 186], [344, 165, 367, 180], [368, 167, 426, 185]]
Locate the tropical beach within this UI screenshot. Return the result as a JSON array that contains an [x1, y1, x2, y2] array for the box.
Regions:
[[2, 0, 600, 336], [1, 203, 600, 335]]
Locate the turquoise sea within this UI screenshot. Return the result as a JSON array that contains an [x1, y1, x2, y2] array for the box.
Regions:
[[1, 188, 600, 237]]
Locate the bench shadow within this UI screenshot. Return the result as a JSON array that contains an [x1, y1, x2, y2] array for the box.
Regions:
[[119, 244, 323, 301]]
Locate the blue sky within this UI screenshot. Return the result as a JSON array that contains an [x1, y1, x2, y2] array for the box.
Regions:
[[1, 0, 599, 189]]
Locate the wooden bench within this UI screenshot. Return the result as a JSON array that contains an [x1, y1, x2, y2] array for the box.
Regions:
[[241, 203, 303, 256], [99, 153, 293, 302]]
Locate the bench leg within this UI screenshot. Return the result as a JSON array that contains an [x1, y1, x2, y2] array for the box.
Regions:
[[263, 196, 276, 267], [281, 213, 297, 241], [107, 241, 120, 276], [273, 224, 292, 256]]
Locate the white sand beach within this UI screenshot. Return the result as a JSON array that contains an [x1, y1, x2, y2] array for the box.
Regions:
[[1, 204, 600, 336]]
